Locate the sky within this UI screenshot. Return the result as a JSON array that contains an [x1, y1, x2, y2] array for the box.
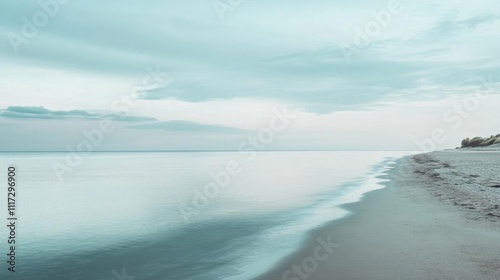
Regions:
[[0, 0, 499, 151]]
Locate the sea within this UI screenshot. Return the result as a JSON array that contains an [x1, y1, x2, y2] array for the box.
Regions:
[[0, 151, 411, 280]]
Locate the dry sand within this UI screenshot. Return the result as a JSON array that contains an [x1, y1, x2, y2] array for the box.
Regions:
[[256, 149, 500, 280]]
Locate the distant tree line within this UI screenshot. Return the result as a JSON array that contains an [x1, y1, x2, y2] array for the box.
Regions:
[[461, 134, 500, 148]]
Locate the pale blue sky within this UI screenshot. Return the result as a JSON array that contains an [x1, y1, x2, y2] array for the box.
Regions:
[[1, 0, 499, 151]]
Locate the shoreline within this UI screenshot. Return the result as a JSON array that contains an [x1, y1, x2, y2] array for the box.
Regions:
[[256, 151, 500, 280]]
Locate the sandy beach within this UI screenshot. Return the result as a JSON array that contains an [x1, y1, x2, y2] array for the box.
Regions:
[[256, 149, 500, 280]]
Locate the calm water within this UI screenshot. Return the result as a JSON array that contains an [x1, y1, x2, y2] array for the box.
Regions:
[[0, 151, 410, 279]]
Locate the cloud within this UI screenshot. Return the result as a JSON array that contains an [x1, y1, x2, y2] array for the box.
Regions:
[[134, 49, 451, 113], [126, 120, 245, 134], [426, 14, 500, 38], [1, 0, 500, 118], [0, 106, 156, 122]]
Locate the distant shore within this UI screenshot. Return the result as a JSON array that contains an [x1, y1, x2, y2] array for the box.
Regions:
[[256, 149, 500, 280]]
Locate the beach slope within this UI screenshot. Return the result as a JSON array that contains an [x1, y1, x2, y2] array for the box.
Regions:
[[257, 149, 500, 280]]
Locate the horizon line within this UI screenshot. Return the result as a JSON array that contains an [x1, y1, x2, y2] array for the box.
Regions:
[[0, 149, 429, 153]]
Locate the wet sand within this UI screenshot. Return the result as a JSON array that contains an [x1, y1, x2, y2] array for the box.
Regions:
[[256, 150, 500, 280]]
